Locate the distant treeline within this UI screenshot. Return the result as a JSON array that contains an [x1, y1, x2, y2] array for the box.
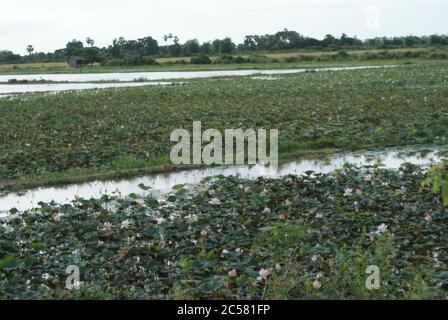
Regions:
[[1, 29, 448, 65]]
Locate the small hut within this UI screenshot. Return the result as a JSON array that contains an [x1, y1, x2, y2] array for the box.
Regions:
[[68, 56, 87, 68]]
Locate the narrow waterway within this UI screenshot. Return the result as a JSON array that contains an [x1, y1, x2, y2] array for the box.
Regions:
[[0, 81, 184, 95], [0, 65, 394, 85], [0, 145, 445, 213]]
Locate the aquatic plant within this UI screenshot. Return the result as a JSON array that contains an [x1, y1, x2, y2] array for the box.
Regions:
[[0, 63, 447, 188], [0, 164, 446, 299]]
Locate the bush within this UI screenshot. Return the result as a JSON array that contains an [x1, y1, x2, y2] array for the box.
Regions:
[[190, 55, 212, 64], [335, 51, 350, 60], [141, 57, 158, 65], [284, 56, 298, 63], [429, 52, 448, 60], [213, 54, 235, 64], [424, 162, 448, 205], [102, 56, 158, 67], [233, 56, 246, 64]]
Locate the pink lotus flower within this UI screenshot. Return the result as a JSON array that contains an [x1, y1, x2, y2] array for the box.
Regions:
[[424, 215, 433, 222], [313, 279, 322, 289], [121, 220, 131, 229], [103, 222, 113, 231], [228, 269, 238, 278], [344, 188, 353, 196], [365, 175, 373, 182], [259, 268, 271, 280], [200, 230, 208, 237], [377, 223, 388, 234], [208, 198, 222, 206], [263, 207, 271, 214], [53, 213, 62, 222]]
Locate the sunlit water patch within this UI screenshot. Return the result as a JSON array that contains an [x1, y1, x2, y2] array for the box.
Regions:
[[0, 145, 446, 213], [250, 76, 279, 80]]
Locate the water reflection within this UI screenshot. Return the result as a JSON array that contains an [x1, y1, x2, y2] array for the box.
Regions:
[[0, 145, 445, 212]]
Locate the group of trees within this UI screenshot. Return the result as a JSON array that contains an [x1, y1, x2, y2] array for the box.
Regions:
[[106, 36, 236, 58], [1, 30, 448, 65], [61, 39, 102, 65], [0, 38, 100, 65]]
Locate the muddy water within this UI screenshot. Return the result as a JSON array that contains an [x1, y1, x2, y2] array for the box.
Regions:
[[0, 145, 445, 213]]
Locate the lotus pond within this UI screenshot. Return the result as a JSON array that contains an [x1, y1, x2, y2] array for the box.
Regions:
[[1, 63, 448, 190], [0, 145, 446, 212], [1, 61, 448, 300], [0, 163, 447, 299]]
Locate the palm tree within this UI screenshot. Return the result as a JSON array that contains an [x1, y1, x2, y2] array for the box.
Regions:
[[86, 37, 95, 47], [26, 45, 34, 55]]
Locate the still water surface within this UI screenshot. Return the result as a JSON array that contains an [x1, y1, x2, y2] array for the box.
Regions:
[[0, 145, 445, 213], [0, 81, 180, 95], [0, 65, 393, 88]]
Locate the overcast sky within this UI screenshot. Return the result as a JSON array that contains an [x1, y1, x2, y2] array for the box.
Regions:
[[1, 0, 447, 54]]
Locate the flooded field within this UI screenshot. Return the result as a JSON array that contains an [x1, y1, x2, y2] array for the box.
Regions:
[[0, 81, 179, 95], [0, 65, 393, 84], [0, 145, 445, 213], [0, 65, 397, 95]]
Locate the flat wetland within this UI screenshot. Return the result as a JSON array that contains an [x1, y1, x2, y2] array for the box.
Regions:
[[1, 60, 448, 299], [1, 62, 447, 190]]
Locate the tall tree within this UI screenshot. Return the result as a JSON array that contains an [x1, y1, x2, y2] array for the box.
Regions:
[[65, 39, 84, 59], [86, 37, 95, 47], [26, 45, 34, 55]]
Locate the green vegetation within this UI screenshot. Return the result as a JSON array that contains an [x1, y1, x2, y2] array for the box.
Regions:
[[1, 63, 448, 191], [1, 164, 447, 299], [0, 47, 446, 75], [2, 30, 448, 66], [425, 163, 448, 205]]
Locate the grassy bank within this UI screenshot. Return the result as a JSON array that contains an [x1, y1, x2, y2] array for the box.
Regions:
[[0, 58, 407, 75], [1, 164, 447, 299], [1, 63, 448, 192]]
